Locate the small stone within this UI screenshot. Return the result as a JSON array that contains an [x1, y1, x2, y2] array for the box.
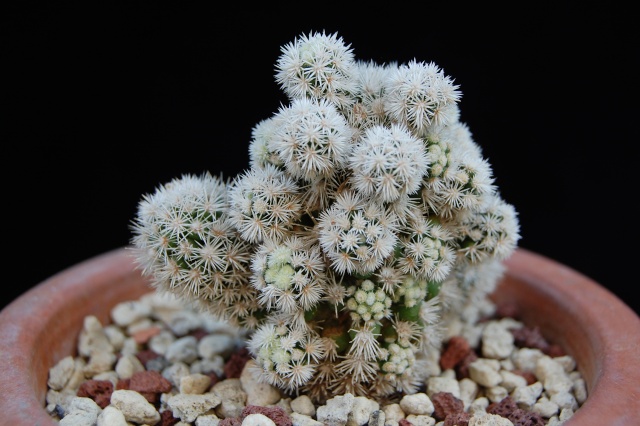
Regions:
[[110, 389, 161, 425], [316, 393, 355, 426], [442, 412, 469, 426], [240, 359, 282, 406], [212, 378, 247, 418], [97, 406, 128, 426], [430, 392, 464, 422], [77, 379, 114, 409], [400, 392, 434, 416], [224, 347, 251, 379], [242, 405, 292, 426], [439, 336, 471, 370], [381, 403, 405, 425], [180, 373, 212, 394], [59, 396, 102, 426], [132, 325, 162, 344], [242, 413, 276, 426], [290, 395, 315, 417], [48, 356, 76, 391], [167, 392, 222, 423], [481, 321, 515, 359]]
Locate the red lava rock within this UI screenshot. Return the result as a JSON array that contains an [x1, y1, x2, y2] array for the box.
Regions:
[[129, 370, 172, 393], [116, 378, 130, 390], [507, 408, 546, 426], [132, 325, 162, 344], [241, 405, 293, 426], [444, 412, 470, 426], [398, 419, 414, 426], [431, 392, 465, 421], [218, 418, 242, 426], [224, 347, 251, 379], [487, 396, 518, 418], [127, 370, 173, 403], [511, 326, 548, 351], [189, 328, 209, 340], [440, 336, 472, 370], [455, 350, 478, 379], [159, 409, 180, 426], [135, 349, 161, 366], [512, 369, 537, 385], [76, 379, 113, 409]]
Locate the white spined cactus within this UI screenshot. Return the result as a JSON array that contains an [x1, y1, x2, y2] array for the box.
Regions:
[[251, 236, 328, 314], [269, 97, 353, 182], [317, 190, 399, 275], [227, 163, 303, 244], [385, 59, 462, 136], [130, 30, 522, 403], [130, 172, 262, 328], [275, 30, 358, 111], [349, 123, 429, 203]]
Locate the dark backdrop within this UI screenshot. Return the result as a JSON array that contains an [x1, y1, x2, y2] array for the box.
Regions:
[[3, 4, 638, 315]]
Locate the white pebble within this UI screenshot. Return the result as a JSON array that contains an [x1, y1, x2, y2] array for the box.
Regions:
[[198, 333, 237, 359], [167, 392, 222, 423], [426, 375, 460, 399], [510, 348, 544, 373], [511, 381, 543, 409], [405, 414, 436, 426], [290, 394, 316, 417], [59, 397, 102, 426], [180, 373, 212, 394], [166, 335, 199, 363], [349, 396, 379, 425], [242, 413, 276, 426], [97, 405, 128, 426], [149, 329, 176, 355], [468, 412, 513, 425], [83, 350, 116, 377], [111, 300, 152, 326], [316, 393, 355, 425], [399, 392, 433, 416], [195, 413, 222, 425], [381, 403, 405, 425], [78, 316, 113, 357], [211, 378, 247, 418], [290, 412, 324, 426], [115, 353, 145, 379], [240, 359, 282, 406], [481, 321, 515, 359], [532, 396, 559, 418], [469, 358, 502, 387], [48, 355, 75, 390], [110, 389, 160, 425], [163, 361, 191, 388], [484, 386, 508, 403], [499, 370, 527, 392]]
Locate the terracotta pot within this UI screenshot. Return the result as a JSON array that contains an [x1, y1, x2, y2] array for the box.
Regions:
[[0, 247, 639, 425]]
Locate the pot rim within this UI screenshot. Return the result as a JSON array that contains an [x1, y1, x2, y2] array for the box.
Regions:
[[0, 246, 639, 425]]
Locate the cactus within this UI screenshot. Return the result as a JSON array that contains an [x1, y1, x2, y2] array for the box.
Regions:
[[130, 30, 520, 403]]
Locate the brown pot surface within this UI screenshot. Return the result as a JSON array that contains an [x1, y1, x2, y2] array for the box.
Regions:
[[1, 247, 639, 425]]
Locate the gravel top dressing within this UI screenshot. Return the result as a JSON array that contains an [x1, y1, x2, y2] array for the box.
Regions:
[[45, 291, 585, 426]]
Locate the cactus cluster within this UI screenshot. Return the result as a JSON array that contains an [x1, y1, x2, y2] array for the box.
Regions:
[[130, 31, 520, 403]]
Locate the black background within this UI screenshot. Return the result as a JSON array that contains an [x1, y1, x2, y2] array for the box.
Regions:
[[2, 4, 638, 315]]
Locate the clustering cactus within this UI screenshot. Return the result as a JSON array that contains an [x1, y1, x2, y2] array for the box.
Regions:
[[130, 30, 520, 403]]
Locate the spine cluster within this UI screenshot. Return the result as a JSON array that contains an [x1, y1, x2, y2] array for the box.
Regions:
[[131, 31, 520, 402]]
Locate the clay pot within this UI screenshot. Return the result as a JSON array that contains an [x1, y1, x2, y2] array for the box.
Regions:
[[0, 247, 639, 425]]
